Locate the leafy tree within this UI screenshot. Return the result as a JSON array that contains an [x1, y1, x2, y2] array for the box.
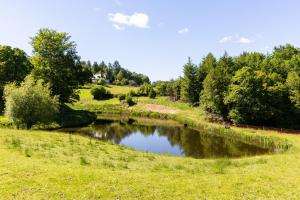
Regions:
[[137, 83, 152, 96], [0, 45, 32, 110], [168, 78, 181, 101], [286, 71, 300, 109], [273, 44, 299, 61], [0, 45, 32, 85], [4, 76, 59, 129], [155, 81, 168, 96], [181, 57, 199, 103], [224, 67, 266, 124], [31, 28, 86, 103], [78, 62, 93, 84]]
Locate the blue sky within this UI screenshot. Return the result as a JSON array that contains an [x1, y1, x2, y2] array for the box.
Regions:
[[1, 0, 300, 81]]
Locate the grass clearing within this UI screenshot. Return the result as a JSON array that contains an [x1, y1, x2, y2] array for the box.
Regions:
[[0, 128, 300, 199], [1, 85, 300, 199]]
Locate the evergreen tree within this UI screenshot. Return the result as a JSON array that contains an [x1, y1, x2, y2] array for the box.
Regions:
[[198, 53, 217, 96], [200, 53, 235, 115], [181, 57, 199, 103]]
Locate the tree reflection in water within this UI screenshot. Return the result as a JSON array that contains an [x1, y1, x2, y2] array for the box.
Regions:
[[60, 119, 270, 158]]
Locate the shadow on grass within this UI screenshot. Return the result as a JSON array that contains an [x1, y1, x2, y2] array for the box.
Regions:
[[55, 105, 97, 128]]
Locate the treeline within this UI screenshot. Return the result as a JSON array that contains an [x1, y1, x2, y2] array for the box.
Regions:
[[82, 60, 150, 86], [156, 45, 300, 128]]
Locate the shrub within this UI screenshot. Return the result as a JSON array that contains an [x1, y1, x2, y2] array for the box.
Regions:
[[91, 86, 112, 100], [125, 94, 135, 106], [137, 83, 152, 96], [96, 78, 106, 86], [129, 90, 137, 97], [118, 94, 126, 101], [4, 76, 59, 129], [148, 88, 157, 99]]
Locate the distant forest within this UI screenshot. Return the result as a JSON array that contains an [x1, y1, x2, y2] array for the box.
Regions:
[[81, 60, 150, 86]]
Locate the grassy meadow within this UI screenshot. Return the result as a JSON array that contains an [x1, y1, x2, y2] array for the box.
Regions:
[[1, 85, 300, 199]]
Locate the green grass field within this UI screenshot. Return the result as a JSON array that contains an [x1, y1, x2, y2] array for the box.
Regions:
[[1, 85, 300, 199]]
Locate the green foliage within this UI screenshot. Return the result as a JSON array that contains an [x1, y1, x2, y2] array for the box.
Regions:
[[4, 76, 59, 129], [201, 64, 231, 116], [125, 94, 135, 106], [0, 45, 33, 111], [0, 45, 32, 86], [87, 60, 150, 86], [286, 71, 300, 109], [30, 28, 87, 103], [96, 78, 106, 86], [118, 94, 126, 101], [197, 53, 217, 91], [224, 67, 266, 124], [91, 86, 113, 100], [148, 88, 157, 99], [181, 57, 199, 103], [137, 83, 153, 96]]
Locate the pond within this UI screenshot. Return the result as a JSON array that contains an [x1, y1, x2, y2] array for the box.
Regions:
[[59, 118, 271, 158]]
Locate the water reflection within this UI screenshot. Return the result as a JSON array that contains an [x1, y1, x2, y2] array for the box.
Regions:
[[59, 119, 270, 158]]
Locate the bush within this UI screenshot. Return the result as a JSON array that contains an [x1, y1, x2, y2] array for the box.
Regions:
[[137, 83, 152, 96], [129, 90, 137, 97], [4, 76, 59, 129], [96, 78, 106, 86], [91, 86, 112, 100], [148, 88, 157, 99], [125, 94, 135, 106], [118, 94, 126, 101]]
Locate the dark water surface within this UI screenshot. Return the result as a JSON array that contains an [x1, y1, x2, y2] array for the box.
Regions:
[[59, 118, 270, 158]]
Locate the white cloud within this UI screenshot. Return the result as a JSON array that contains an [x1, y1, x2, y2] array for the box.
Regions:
[[219, 35, 256, 44], [219, 36, 233, 43], [178, 27, 189, 34], [237, 37, 253, 44], [113, 24, 125, 31], [108, 12, 150, 29]]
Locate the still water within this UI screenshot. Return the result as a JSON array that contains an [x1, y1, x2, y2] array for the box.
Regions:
[[59, 118, 270, 158]]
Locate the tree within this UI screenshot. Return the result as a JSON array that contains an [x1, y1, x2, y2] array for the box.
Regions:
[[137, 83, 152, 96], [0, 45, 32, 110], [181, 57, 199, 103], [31, 28, 85, 103], [200, 53, 236, 115], [0, 45, 32, 85], [224, 67, 266, 124], [198, 53, 217, 92], [286, 71, 300, 109], [92, 62, 101, 74], [4, 76, 59, 129]]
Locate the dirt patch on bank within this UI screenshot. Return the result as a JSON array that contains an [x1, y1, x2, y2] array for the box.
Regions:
[[142, 104, 180, 114]]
